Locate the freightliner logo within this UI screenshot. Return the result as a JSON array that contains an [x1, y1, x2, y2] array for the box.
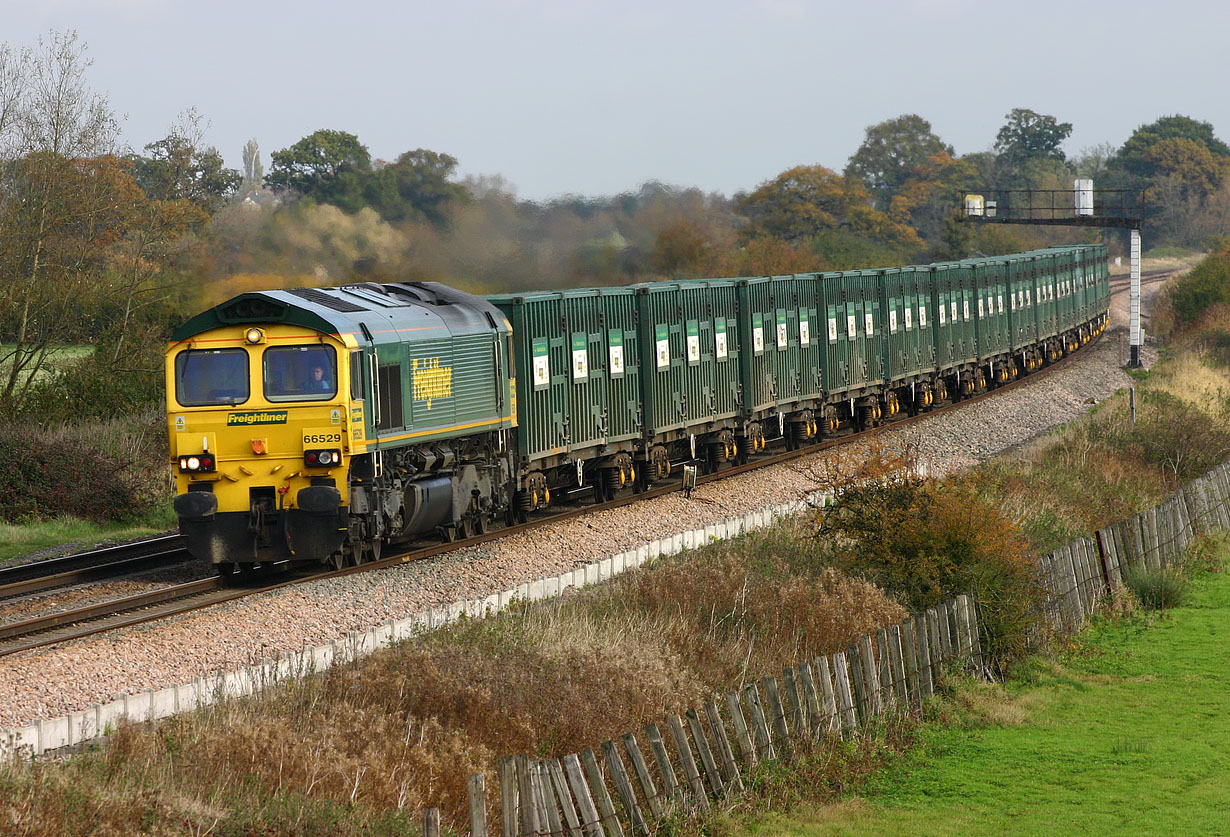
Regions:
[[226, 411, 288, 426]]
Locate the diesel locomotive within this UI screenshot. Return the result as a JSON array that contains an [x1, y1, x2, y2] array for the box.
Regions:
[[167, 245, 1110, 574]]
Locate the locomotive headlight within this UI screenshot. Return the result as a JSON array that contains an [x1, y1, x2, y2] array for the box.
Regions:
[[186, 456, 201, 470], [318, 451, 333, 465], [245, 328, 264, 345]]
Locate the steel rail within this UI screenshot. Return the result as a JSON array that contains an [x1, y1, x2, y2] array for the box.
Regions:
[[0, 535, 187, 594]]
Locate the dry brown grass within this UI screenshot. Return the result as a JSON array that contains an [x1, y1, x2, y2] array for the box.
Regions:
[[0, 533, 907, 835]]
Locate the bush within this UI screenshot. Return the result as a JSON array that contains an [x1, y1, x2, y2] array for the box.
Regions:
[[1168, 248, 1230, 325], [0, 412, 168, 524], [812, 473, 1041, 674], [1089, 390, 1230, 483], [1122, 566, 1188, 610]]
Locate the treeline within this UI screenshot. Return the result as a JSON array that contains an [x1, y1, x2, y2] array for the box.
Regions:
[[3, 31, 1229, 424]]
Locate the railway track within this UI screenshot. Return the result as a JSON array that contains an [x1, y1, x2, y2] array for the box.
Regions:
[[0, 319, 1131, 659], [0, 535, 189, 601], [1107, 267, 1176, 294]]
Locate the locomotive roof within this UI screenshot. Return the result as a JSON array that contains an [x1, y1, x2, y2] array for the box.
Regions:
[[171, 282, 507, 344]]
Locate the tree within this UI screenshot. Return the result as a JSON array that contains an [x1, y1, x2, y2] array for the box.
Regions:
[[994, 108, 1073, 165], [241, 137, 263, 191], [1114, 114, 1230, 179], [846, 114, 952, 211], [266, 129, 371, 198], [651, 219, 711, 276], [0, 31, 122, 413], [736, 165, 922, 254], [129, 110, 241, 214], [1144, 137, 1223, 198], [888, 151, 980, 246], [1071, 142, 1117, 180], [365, 149, 469, 226]]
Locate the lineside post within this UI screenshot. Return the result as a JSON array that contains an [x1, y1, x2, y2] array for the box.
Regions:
[[1129, 227, 1142, 367]]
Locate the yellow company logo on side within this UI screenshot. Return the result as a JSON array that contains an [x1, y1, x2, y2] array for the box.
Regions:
[[412, 357, 453, 408]]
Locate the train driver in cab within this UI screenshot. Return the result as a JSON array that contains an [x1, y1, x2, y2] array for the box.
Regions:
[[305, 363, 332, 392]]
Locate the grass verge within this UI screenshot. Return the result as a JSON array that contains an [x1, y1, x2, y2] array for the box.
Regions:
[[0, 509, 176, 566], [725, 544, 1230, 835], [0, 524, 912, 835]]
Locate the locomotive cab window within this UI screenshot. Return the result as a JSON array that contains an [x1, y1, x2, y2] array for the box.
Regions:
[[175, 349, 249, 406], [264, 345, 337, 401]]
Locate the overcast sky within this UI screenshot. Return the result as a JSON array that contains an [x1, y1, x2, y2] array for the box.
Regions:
[[7, 0, 1227, 201]]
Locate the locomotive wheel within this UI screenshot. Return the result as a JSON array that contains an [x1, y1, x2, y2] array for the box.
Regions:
[[329, 551, 346, 571], [366, 538, 383, 562]]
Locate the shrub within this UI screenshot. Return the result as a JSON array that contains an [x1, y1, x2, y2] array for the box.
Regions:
[[1089, 390, 1230, 483], [1167, 248, 1230, 325], [811, 472, 1041, 674], [0, 411, 168, 524], [1122, 566, 1188, 610]]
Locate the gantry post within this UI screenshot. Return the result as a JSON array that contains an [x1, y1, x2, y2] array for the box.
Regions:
[[1129, 227, 1142, 367]]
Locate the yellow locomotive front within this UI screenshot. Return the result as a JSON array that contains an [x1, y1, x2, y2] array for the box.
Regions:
[[167, 315, 361, 573]]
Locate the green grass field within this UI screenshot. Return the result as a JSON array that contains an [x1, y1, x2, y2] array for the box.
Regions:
[[0, 512, 176, 566], [0, 343, 93, 383], [736, 564, 1230, 835]]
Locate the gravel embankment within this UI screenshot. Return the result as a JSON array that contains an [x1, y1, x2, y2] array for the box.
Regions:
[[0, 313, 1157, 728]]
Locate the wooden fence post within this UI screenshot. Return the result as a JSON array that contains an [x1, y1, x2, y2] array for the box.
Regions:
[[901, 617, 920, 707], [761, 676, 791, 757], [858, 634, 882, 717], [959, 595, 984, 672], [724, 691, 757, 769], [500, 756, 519, 837], [796, 661, 824, 737], [546, 760, 583, 837], [470, 773, 489, 837], [620, 733, 663, 820], [602, 740, 647, 836], [888, 625, 908, 703], [815, 655, 841, 735], [535, 760, 564, 837], [666, 714, 709, 813], [875, 628, 894, 708], [423, 808, 441, 837], [847, 643, 868, 723], [705, 698, 744, 792], [832, 651, 859, 735], [743, 682, 775, 761], [926, 609, 942, 677], [644, 723, 681, 805], [684, 708, 724, 797], [567, 752, 613, 837], [515, 754, 541, 837], [782, 666, 807, 740], [915, 616, 933, 699]]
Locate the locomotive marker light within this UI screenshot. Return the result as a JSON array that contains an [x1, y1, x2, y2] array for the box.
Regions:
[[245, 328, 264, 345], [304, 448, 342, 467]]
